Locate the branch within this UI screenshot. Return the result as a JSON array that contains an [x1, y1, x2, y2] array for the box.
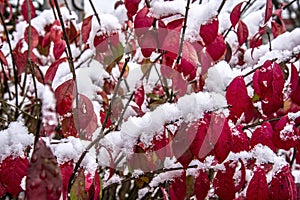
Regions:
[[217, 0, 227, 14], [283, 0, 297, 10], [0, 12, 19, 119], [67, 57, 131, 197], [88, 0, 101, 25], [175, 0, 190, 64], [242, 117, 281, 130]]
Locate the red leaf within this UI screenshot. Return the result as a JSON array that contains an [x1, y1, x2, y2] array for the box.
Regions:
[[250, 122, 276, 152], [21, 0, 36, 22], [253, 61, 285, 115], [226, 76, 255, 123], [61, 114, 78, 138], [124, 0, 141, 20], [44, 57, 67, 84], [81, 15, 93, 43], [269, 166, 297, 200], [55, 79, 75, 115], [42, 32, 51, 48], [290, 64, 299, 94], [26, 140, 62, 200], [231, 125, 249, 153], [173, 122, 195, 168], [0, 50, 8, 66], [100, 111, 112, 129], [235, 159, 246, 192], [60, 161, 73, 200], [213, 162, 235, 200], [161, 30, 181, 60], [134, 6, 154, 37], [230, 2, 243, 27], [199, 50, 213, 75], [94, 34, 109, 52], [12, 50, 27, 76], [237, 20, 249, 46], [181, 41, 198, 81], [53, 40, 66, 60], [265, 0, 273, 24], [246, 167, 270, 200], [166, 18, 184, 32], [273, 115, 299, 150], [206, 34, 226, 61], [73, 94, 97, 136], [194, 170, 210, 200], [200, 17, 219, 45], [210, 114, 232, 163], [24, 26, 39, 49], [138, 30, 157, 58], [0, 156, 28, 197], [50, 20, 63, 43], [188, 118, 210, 161], [93, 171, 101, 200], [0, 182, 6, 197], [134, 83, 145, 108], [170, 171, 186, 200]]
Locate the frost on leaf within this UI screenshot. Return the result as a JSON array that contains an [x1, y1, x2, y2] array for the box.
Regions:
[[253, 60, 284, 115], [273, 115, 299, 150], [26, 139, 62, 200]]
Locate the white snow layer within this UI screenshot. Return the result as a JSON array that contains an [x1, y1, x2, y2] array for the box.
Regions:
[[0, 121, 34, 163]]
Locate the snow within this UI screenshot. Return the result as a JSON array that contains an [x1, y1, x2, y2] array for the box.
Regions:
[[205, 61, 241, 94], [288, 111, 300, 120], [121, 91, 227, 151], [244, 28, 300, 67], [52, 137, 97, 174], [0, 121, 34, 163]]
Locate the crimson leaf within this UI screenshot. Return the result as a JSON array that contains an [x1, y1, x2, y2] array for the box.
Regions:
[[246, 167, 270, 200], [26, 139, 62, 200], [21, 0, 36, 22], [0, 156, 29, 197], [81, 15, 93, 43], [237, 20, 249, 46], [230, 2, 243, 27], [265, 0, 273, 23]]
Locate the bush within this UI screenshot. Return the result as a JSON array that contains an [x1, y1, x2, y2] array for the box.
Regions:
[[0, 0, 300, 199]]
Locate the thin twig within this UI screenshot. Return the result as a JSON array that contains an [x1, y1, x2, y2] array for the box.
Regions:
[[175, 0, 190, 64], [67, 57, 131, 198], [217, 0, 227, 14], [242, 117, 281, 130], [115, 91, 135, 129], [267, 32, 272, 51], [283, 0, 297, 10], [0, 12, 19, 119], [89, 0, 101, 25]]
